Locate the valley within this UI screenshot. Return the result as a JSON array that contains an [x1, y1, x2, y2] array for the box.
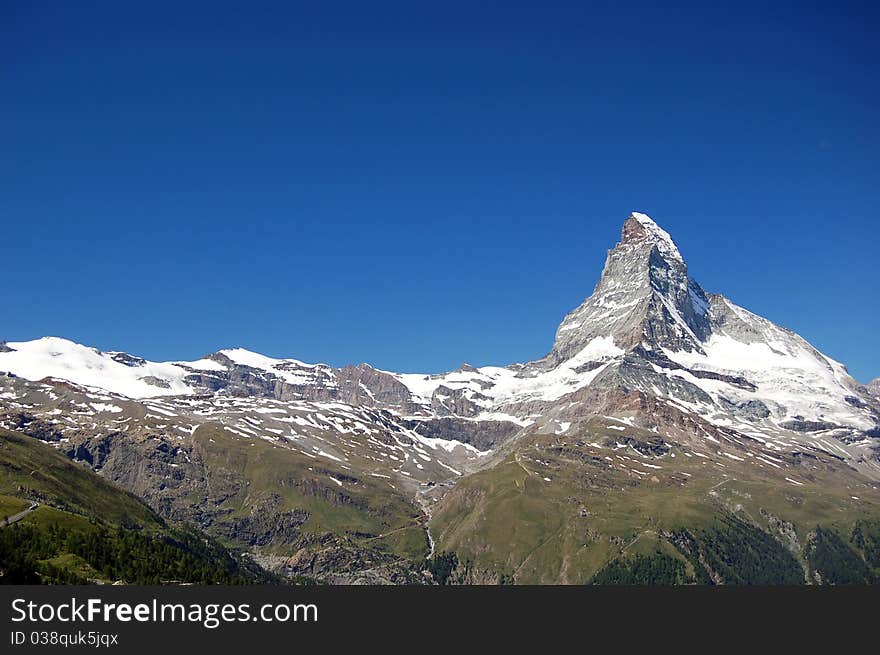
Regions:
[[2, 212, 878, 584]]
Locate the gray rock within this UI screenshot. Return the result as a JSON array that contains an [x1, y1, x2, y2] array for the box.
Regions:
[[546, 213, 711, 366], [140, 375, 171, 389], [718, 397, 771, 420], [403, 417, 520, 451], [109, 352, 146, 367], [780, 419, 841, 432]]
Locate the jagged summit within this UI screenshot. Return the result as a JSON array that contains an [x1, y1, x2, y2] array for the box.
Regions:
[[550, 212, 709, 363], [622, 211, 683, 263]]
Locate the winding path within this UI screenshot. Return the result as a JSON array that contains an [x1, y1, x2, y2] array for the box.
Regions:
[[1, 502, 39, 527]]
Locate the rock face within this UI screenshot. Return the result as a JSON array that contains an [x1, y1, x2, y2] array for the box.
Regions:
[[184, 358, 426, 414], [868, 378, 880, 400], [548, 212, 711, 364], [109, 352, 146, 367]]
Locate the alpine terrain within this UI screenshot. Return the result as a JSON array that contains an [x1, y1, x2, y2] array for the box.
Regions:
[[2, 212, 879, 584], [867, 378, 880, 401]]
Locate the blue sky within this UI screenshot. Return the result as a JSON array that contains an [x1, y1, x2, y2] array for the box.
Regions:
[[2, 2, 878, 381]]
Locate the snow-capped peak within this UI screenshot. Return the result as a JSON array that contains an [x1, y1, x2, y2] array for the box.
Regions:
[[625, 212, 683, 263], [549, 212, 706, 361], [0, 337, 203, 398], [217, 347, 315, 371]]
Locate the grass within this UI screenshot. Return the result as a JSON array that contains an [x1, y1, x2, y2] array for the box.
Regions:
[[40, 552, 103, 581], [1, 424, 431, 583], [430, 426, 880, 584], [0, 494, 30, 521], [19, 504, 99, 531], [0, 428, 161, 529], [192, 426, 429, 561], [0, 428, 269, 584]]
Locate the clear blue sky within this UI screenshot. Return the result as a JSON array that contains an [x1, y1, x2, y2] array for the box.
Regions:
[[2, 1, 878, 381]]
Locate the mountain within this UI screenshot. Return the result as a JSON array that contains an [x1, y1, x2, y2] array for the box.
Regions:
[[2, 212, 879, 584], [0, 427, 271, 584], [868, 378, 880, 401]]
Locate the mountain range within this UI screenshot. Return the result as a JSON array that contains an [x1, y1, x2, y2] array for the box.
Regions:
[[2, 212, 879, 584]]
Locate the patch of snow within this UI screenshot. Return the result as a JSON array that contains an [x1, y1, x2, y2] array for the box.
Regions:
[[175, 358, 227, 372], [89, 402, 123, 414], [630, 212, 683, 263]]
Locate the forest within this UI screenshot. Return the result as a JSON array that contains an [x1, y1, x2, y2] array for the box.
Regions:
[[0, 520, 265, 585]]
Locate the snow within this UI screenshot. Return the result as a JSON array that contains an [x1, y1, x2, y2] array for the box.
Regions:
[[410, 432, 487, 456], [175, 358, 227, 372], [90, 402, 123, 413], [394, 373, 444, 403], [438, 461, 462, 476], [473, 411, 532, 427], [218, 348, 327, 386], [316, 449, 344, 462], [0, 337, 338, 401], [220, 348, 296, 370], [673, 333, 795, 371], [145, 405, 177, 417], [663, 299, 873, 433], [629, 212, 682, 262], [393, 335, 623, 406], [0, 337, 196, 399], [4, 236, 873, 485]]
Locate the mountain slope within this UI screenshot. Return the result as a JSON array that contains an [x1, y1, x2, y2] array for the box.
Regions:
[[429, 419, 880, 583], [0, 427, 160, 528], [0, 428, 271, 584], [388, 212, 880, 477]]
